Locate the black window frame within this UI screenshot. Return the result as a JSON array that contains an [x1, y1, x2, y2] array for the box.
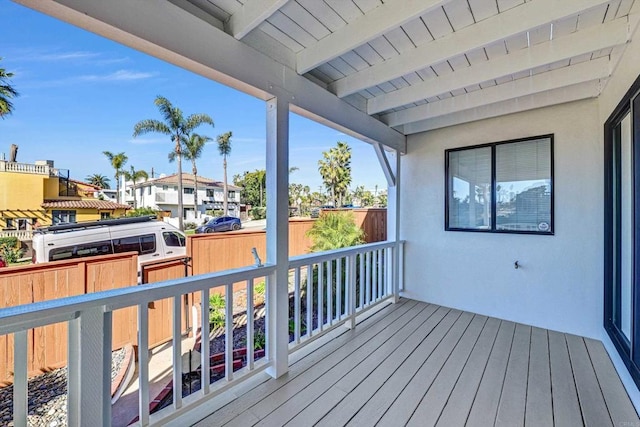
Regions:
[[445, 134, 554, 235], [604, 72, 640, 389]]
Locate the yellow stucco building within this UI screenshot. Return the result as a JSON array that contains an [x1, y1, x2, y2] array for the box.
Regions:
[[0, 159, 129, 231]]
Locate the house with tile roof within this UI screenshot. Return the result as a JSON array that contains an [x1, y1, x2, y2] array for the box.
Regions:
[[0, 159, 130, 237], [122, 172, 241, 221]]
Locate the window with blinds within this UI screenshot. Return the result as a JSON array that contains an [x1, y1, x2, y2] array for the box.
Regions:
[[445, 135, 553, 234]]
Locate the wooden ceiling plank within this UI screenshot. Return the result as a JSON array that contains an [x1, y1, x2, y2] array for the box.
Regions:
[[297, 0, 452, 73], [330, 0, 612, 98], [366, 18, 628, 113], [382, 56, 609, 126]]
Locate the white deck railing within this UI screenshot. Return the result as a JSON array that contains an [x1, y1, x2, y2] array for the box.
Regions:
[[288, 241, 404, 352], [0, 241, 404, 426]]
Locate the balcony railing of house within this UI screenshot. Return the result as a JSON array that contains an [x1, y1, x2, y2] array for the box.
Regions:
[[0, 229, 33, 240], [0, 161, 58, 176], [0, 240, 404, 426]]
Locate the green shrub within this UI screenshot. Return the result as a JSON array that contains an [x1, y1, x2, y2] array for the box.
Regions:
[[125, 207, 158, 217], [209, 293, 226, 329], [253, 330, 266, 350], [1, 245, 23, 263], [184, 221, 197, 230], [0, 237, 18, 249], [250, 207, 266, 220], [254, 281, 266, 296]]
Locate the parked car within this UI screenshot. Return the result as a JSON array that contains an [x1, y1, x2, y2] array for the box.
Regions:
[[31, 216, 187, 270], [196, 216, 241, 233]]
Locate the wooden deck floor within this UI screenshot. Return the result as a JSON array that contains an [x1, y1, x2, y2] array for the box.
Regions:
[[194, 299, 639, 427]]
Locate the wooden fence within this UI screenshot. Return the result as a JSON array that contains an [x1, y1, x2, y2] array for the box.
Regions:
[[0, 253, 138, 384], [0, 209, 386, 384]]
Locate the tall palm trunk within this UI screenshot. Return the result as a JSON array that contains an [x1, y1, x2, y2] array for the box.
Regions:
[[176, 135, 184, 231], [223, 156, 228, 216], [132, 178, 137, 209], [115, 172, 120, 204], [192, 161, 199, 219]]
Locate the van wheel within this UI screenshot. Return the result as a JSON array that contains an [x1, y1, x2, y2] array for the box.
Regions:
[[232, 223, 241, 231]]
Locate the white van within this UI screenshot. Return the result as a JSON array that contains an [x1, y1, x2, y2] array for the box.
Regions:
[[32, 216, 187, 269]]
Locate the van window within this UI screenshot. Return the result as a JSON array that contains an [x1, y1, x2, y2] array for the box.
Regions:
[[49, 240, 113, 261], [113, 234, 156, 255], [163, 231, 185, 247]]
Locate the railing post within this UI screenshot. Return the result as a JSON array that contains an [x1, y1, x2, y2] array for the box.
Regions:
[[347, 254, 357, 330], [67, 307, 111, 427]]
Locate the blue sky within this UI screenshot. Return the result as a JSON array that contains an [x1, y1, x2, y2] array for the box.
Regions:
[[0, 0, 385, 194]]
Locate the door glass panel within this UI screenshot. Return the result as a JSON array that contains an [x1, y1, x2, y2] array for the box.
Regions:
[[620, 113, 633, 340]]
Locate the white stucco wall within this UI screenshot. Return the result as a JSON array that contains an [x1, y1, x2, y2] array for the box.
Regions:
[[401, 99, 603, 339]]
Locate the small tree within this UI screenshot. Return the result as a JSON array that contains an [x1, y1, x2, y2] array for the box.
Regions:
[[103, 151, 128, 203], [306, 211, 364, 252], [122, 166, 149, 209], [0, 58, 19, 118], [85, 174, 111, 189]]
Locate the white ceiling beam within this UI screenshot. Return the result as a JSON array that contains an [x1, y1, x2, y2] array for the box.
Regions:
[[368, 18, 628, 114], [381, 57, 611, 127], [15, 0, 405, 153], [330, 0, 613, 98], [296, 0, 452, 74], [403, 80, 602, 134], [227, 0, 289, 40]]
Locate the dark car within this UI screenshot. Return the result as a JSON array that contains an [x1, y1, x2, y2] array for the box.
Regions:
[[195, 216, 241, 233]]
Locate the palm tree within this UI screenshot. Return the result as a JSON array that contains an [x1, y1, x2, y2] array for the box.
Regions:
[[103, 151, 128, 204], [0, 58, 18, 118], [85, 174, 111, 189], [133, 96, 213, 230], [122, 166, 149, 209], [216, 131, 233, 216], [170, 133, 211, 217], [318, 142, 352, 207]]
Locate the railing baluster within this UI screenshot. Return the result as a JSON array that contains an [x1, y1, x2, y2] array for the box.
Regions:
[[349, 254, 357, 329], [337, 257, 343, 321], [318, 262, 324, 331], [294, 268, 301, 344], [306, 264, 313, 339], [225, 284, 233, 381], [399, 242, 405, 292], [13, 330, 27, 427], [365, 251, 371, 306], [359, 253, 364, 310], [172, 295, 182, 409], [201, 288, 211, 394], [327, 260, 333, 326], [138, 303, 150, 426], [373, 250, 379, 302], [246, 280, 254, 370], [378, 249, 383, 300]]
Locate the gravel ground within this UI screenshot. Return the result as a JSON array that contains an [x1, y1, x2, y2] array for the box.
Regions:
[[0, 347, 127, 427]]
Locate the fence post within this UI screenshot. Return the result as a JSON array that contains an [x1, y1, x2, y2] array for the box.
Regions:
[[67, 307, 112, 426]]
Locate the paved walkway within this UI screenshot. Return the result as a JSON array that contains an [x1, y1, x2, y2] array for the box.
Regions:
[[111, 335, 196, 427]]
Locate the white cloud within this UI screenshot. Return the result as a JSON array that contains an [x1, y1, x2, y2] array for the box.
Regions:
[[10, 49, 100, 62], [129, 137, 169, 145], [79, 70, 155, 82]]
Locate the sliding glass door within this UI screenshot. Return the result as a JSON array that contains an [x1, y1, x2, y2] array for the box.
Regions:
[[605, 77, 640, 386]]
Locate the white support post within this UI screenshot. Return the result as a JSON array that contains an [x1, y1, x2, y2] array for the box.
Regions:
[[67, 307, 111, 427], [387, 149, 401, 303], [266, 93, 290, 379], [13, 331, 28, 427]]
